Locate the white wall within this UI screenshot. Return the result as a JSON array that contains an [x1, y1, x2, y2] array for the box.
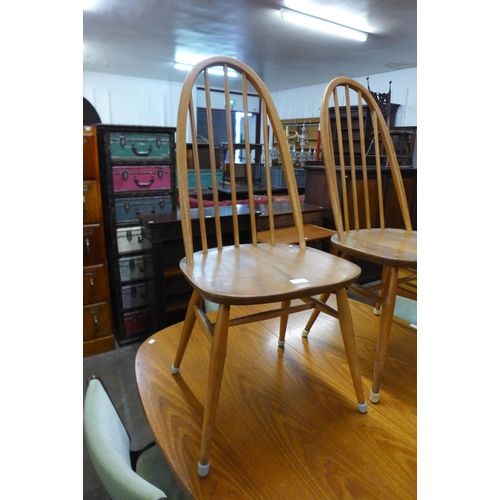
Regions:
[[270, 67, 417, 126], [83, 72, 183, 126], [83, 67, 416, 127]]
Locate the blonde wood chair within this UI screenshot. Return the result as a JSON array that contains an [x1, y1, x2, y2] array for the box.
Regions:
[[172, 57, 367, 477], [302, 77, 417, 404]]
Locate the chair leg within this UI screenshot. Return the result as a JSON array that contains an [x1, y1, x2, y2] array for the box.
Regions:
[[370, 266, 398, 403], [373, 266, 390, 315], [278, 300, 291, 347], [198, 303, 231, 477], [172, 290, 204, 374], [335, 288, 367, 413], [302, 292, 331, 337]]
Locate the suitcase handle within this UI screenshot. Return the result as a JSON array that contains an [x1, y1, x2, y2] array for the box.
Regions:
[[134, 176, 155, 187], [132, 145, 152, 156]]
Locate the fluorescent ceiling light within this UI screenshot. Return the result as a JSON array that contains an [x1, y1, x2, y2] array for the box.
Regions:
[[174, 63, 238, 77], [280, 8, 367, 42]]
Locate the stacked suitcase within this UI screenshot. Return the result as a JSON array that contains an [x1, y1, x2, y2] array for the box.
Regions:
[[96, 125, 176, 345]]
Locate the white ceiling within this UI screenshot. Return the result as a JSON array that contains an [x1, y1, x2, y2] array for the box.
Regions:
[[83, 0, 417, 92]]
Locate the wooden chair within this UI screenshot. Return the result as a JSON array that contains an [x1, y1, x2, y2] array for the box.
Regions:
[[302, 77, 417, 404], [172, 56, 367, 477]]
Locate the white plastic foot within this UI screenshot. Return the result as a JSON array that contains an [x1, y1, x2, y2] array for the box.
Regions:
[[369, 391, 380, 403], [171, 365, 180, 375], [373, 308, 382, 316], [198, 461, 210, 477], [302, 329, 309, 338], [358, 402, 368, 413], [278, 340, 285, 347]]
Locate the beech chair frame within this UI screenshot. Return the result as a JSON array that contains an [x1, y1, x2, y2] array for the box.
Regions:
[[171, 57, 368, 477], [302, 77, 417, 404]]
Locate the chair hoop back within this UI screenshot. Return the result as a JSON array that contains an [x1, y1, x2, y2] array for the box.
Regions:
[[176, 56, 306, 265], [320, 77, 413, 240]]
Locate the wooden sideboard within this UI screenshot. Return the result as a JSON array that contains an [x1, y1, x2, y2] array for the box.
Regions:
[[304, 163, 417, 282], [139, 206, 254, 333]]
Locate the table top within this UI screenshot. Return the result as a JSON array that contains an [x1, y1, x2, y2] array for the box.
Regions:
[[135, 299, 416, 499]]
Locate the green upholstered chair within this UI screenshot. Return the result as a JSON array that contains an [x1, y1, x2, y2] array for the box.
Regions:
[[83, 375, 191, 500]]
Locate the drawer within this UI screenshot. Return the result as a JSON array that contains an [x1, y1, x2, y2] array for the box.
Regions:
[[109, 132, 171, 161], [116, 226, 143, 254], [121, 283, 147, 309], [118, 255, 145, 282], [114, 195, 173, 223], [83, 126, 99, 179], [83, 181, 101, 224], [112, 165, 172, 192], [83, 301, 113, 341], [83, 264, 110, 305], [83, 224, 106, 266], [123, 309, 149, 336]]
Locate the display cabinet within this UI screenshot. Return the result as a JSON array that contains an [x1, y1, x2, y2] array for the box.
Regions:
[[96, 124, 176, 345]]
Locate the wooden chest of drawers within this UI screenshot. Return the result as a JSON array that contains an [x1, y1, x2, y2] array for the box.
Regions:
[[96, 124, 176, 346], [83, 126, 114, 356]]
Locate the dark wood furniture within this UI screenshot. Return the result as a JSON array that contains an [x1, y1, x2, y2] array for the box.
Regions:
[[96, 124, 176, 346], [304, 163, 416, 282], [135, 299, 417, 499], [83, 126, 114, 357], [171, 56, 366, 477], [220, 142, 262, 185], [139, 206, 254, 334], [329, 103, 399, 166]]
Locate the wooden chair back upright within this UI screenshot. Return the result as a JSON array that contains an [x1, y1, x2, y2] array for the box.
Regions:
[[176, 56, 306, 263], [320, 77, 413, 240]]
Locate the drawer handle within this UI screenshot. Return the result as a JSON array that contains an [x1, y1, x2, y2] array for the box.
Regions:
[[132, 145, 152, 156], [134, 176, 155, 187], [83, 195, 86, 216], [85, 238, 91, 256], [158, 167, 163, 179], [126, 230, 132, 241], [89, 278, 95, 296], [93, 315, 100, 332]]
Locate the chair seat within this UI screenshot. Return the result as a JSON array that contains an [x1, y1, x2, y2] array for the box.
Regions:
[[331, 228, 417, 268], [180, 244, 361, 305]]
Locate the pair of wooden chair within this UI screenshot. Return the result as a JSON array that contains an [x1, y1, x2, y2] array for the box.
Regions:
[[171, 56, 416, 475]]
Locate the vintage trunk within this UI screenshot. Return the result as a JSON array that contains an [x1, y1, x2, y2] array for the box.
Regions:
[[114, 195, 173, 223]]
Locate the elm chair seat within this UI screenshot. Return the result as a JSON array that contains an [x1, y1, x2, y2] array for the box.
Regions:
[[84, 375, 191, 500]]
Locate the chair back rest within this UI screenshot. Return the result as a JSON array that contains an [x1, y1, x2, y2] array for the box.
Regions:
[[83, 376, 167, 500], [176, 56, 306, 265], [320, 77, 413, 241]]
